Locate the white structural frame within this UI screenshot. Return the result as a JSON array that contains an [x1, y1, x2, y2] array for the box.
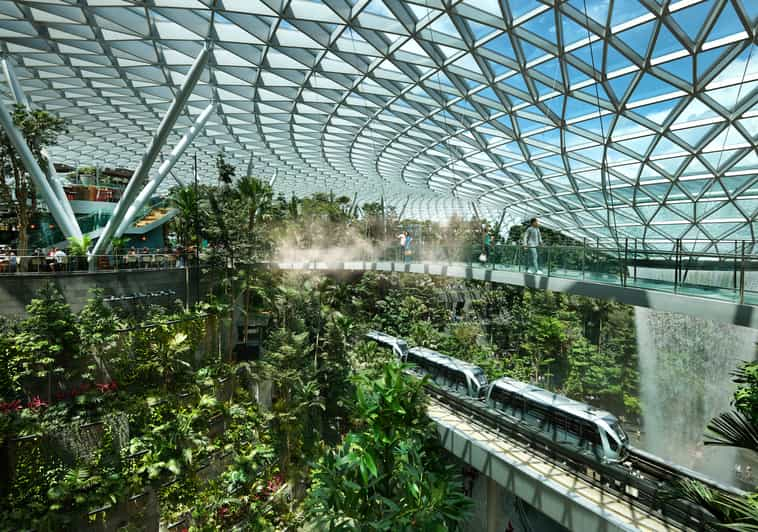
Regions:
[[0, 2, 755, 249], [90, 44, 211, 261], [2, 57, 82, 240], [115, 102, 217, 237]]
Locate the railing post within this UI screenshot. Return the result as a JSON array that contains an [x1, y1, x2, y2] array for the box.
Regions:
[[582, 238, 586, 279], [623, 238, 628, 287], [740, 240, 746, 304], [633, 238, 637, 282], [733, 240, 738, 292]]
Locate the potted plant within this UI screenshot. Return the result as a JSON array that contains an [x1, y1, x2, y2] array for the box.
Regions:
[[67, 234, 92, 271]]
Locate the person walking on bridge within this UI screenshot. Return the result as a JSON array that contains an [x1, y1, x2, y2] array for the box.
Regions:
[[397, 230, 407, 261], [523, 217, 543, 274]]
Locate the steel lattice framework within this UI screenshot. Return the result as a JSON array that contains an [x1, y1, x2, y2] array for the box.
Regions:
[[0, 0, 756, 248]]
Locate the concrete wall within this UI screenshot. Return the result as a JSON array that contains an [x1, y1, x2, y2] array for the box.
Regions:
[[0, 267, 202, 317], [463, 463, 569, 532]]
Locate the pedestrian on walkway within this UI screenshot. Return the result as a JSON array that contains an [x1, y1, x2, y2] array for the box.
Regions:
[[397, 231, 407, 261], [404, 232, 413, 263], [522, 217, 543, 274]]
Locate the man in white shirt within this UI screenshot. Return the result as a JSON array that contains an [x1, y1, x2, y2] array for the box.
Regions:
[[522, 218, 543, 274], [54, 247, 67, 272], [397, 231, 406, 261]]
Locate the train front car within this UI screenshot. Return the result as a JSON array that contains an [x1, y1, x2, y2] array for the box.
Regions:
[[365, 330, 409, 361], [486, 377, 628, 463], [406, 347, 488, 399]]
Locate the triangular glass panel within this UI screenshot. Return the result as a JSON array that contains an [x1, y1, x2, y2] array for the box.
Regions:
[[560, 13, 590, 47], [671, 1, 712, 41], [610, 0, 649, 27], [672, 124, 715, 148], [628, 72, 679, 104], [568, 0, 610, 24], [705, 1, 745, 44], [607, 71, 637, 101], [616, 19, 656, 53], [695, 46, 728, 80], [657, 54, 693, 84], [651, 23, 684, 60], [632, 97, 683, 125], [483, 34, 516, 60]]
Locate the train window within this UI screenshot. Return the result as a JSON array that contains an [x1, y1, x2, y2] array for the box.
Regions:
[[581, 423, 602, 445], [606, 432, 619, 452], [608, 422, 628, 443]]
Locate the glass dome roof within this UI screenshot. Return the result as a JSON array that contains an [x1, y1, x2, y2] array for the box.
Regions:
[[0, 0, 756, 248]]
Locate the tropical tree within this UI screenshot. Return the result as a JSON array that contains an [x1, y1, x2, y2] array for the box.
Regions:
[[305, 363, 471, 530], [0, 105, 67, 255], [169, 185, 201, 248], [216, 152, 236, 186]]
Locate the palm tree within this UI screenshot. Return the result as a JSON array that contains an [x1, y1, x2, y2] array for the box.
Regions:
[[237, 176, 273, 233], [170, 186, 200, 248]]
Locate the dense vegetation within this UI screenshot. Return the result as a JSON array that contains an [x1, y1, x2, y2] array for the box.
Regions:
[[0, 171, 756, 529]]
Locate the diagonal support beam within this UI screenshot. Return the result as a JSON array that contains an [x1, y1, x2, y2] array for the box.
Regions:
[[90, 43, 210, 261], [0, 96, 79, 240], [268, 168, 277, 187], [2, 57, 82, 239], [115, 102, 216, 236]]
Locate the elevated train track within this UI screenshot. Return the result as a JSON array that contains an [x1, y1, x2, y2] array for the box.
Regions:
[[366, 330, 746, 531]]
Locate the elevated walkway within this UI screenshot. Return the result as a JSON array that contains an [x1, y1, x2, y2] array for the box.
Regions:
[[270, 259, 758, 329], [428, 396, 677, 531]]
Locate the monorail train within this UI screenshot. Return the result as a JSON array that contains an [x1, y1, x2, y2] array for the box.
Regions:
[[365, 330, 409, 359], [365, 330, 628, 463]]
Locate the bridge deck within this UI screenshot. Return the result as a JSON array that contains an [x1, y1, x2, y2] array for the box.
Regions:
[[428, 398, 679, 532], [271, 260, 758, 329]]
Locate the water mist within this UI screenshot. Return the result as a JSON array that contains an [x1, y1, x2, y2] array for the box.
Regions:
[[635, 307, 755, 485]]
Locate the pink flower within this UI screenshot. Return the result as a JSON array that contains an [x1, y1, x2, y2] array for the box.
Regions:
[[27, 396, 48, 409]]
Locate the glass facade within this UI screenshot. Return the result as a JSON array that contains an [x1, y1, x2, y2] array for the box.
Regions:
[[0, 0, 755, 248]]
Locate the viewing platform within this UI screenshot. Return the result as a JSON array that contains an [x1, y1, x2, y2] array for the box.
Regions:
[[269, 241, 758, 329]]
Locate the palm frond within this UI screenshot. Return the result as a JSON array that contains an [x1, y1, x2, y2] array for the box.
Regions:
[[705, 411, 758, 453]]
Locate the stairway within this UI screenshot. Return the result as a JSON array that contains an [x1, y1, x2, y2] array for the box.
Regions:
[[134, 207, 171, 228]]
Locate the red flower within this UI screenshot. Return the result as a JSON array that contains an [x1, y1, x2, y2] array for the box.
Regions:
[[96, 380, 119, 393], [28, 396, 48, 409], [217, 505, 229, 519], [0, 400, 23, 414]]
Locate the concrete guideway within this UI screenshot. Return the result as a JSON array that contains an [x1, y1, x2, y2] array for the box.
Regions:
[[269, 260, 758, 329], [428, 398, 678, 532]]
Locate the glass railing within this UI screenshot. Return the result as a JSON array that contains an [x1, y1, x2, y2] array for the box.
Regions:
[[4, 239, 758, 307], [280, 239, 758, 306], [0, 252, 188, 274]]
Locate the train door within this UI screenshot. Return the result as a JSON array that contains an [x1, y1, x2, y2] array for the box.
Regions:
[[580, 423, 603, 461]]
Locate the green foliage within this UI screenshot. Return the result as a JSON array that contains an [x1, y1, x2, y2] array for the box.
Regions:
[[170, 185, 201, 247], [216, 152, 236, 186], [10, 283, 79, 401], [734, 362, 758, 426], [0, 105, 68, 254], [67, 234, 93, 256], [305, 363, 470, 530]]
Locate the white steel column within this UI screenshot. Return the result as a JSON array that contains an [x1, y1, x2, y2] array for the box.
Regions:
[[115, 102, 216, 236], [0, 96, 79, 239], [90, 43, 210, 260], [2, 57, 82, 239]]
